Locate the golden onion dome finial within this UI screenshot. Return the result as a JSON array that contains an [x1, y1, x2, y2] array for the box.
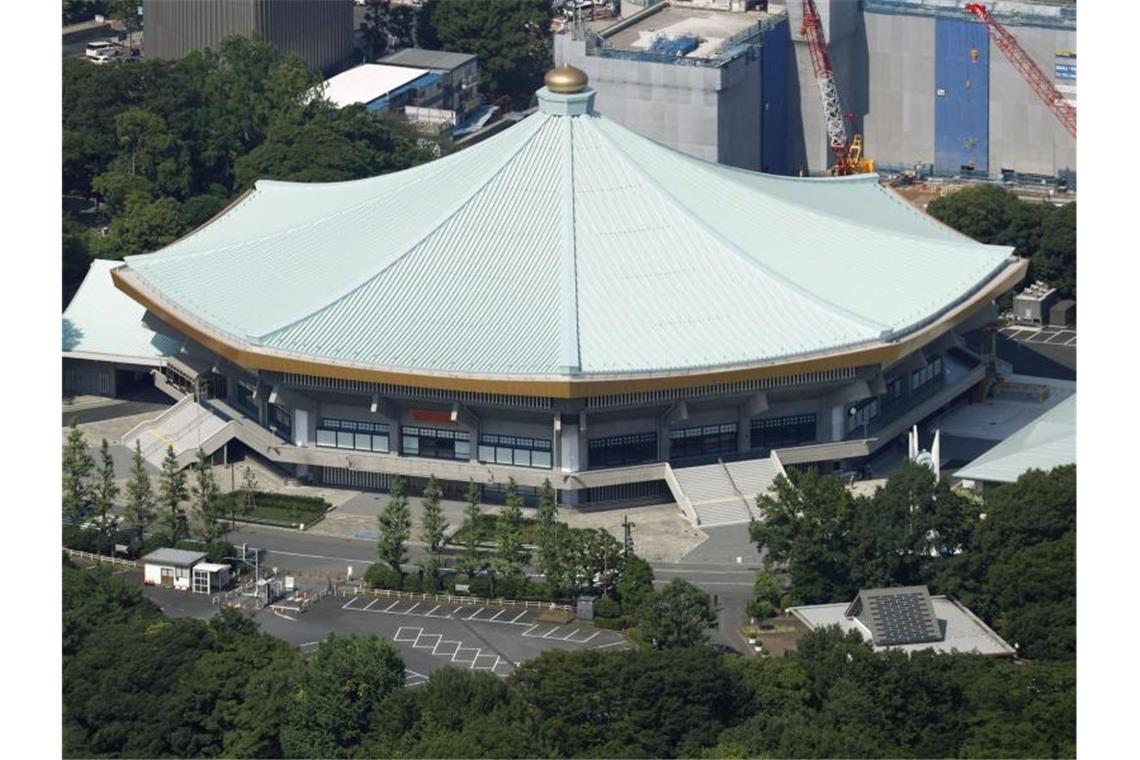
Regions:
[[545, 64, 588, 94]]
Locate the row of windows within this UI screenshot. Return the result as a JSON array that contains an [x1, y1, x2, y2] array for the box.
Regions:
[[403, 426, 470, 461], [316, 417, 392, 453], [320, 418, 389, 433], [480, 434, 551, 451], [847, 399, 880, 434], [750, 414, 818, 450], [911, 356, 944, 391], [589, 432, 658, 469], [478, 434, 553, 469], [669, 423, 738, 461]]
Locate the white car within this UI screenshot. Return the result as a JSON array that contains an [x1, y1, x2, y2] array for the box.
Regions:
[[85, 40, 120, 61]]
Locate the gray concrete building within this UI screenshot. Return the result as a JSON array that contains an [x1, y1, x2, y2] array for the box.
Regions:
[[143, 0, 353, 73], [556, 0, 1075, 183], [554, 1, 791, 172]]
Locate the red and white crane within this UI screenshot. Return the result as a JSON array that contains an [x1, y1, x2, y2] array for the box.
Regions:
[[964, 3, 1076, 138], [800, 0, 872, 175]]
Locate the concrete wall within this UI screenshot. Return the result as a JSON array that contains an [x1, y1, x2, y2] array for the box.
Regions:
[[862, 10, 936, 171], [144, 0, 353, 73]]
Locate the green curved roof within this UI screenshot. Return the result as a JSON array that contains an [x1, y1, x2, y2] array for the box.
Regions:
[[121, 87, 1013, 379]]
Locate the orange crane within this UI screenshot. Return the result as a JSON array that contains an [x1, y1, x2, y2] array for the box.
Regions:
[[964, 3, 1076, 138], [799, 0, 874, 175]]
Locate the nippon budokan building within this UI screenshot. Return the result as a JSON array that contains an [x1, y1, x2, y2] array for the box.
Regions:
[[63, 66, 1025, 527]]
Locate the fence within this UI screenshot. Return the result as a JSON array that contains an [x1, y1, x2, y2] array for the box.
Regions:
[[62, 548, 140, 569], [337, 585, 573, 613]]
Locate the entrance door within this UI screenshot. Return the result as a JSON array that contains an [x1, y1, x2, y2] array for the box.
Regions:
[[160, 567, 174, 588]]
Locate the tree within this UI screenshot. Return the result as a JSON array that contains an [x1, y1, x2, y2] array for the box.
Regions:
[[616, 554, 655, 616], [377, 475, 411, 574], [534, 478, 562, 589], [62, 419, 94, 525], [419, 474, 448, 554], [191, 449, 224, 542], [636, 578, 718, 650], [157, 445, 188, 543], [280, 633, 406, 758], [239, 465, 258, 514], [494, 477, 529, 581], [123, 440, 156, 546], [358, 0, 395, 60], [459, 479, 484, 576], [420, 0, 553, 108], [565, 527, 622, 596], [92, 438, 120, 553]]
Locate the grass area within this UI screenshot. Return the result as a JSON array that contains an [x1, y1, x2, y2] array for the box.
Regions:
[[220, 490, 329, 529], [449, 513, 542, 545]]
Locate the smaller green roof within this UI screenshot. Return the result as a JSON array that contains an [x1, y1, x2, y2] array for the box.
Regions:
[[955, 395, 1076, 483], [63, 260, 180, 363]]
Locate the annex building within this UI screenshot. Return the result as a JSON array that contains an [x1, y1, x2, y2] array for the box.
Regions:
[[74, 65, 1025, 526]]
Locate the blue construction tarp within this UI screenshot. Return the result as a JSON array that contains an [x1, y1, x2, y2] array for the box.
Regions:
[[649, 34, 700, 57]]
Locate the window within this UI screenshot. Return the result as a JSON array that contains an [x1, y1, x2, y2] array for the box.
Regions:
[[669, 423, 738, 461], [750, 414, 817, 450], [477, 434, 553, 469], [847, 398, 880, 434], [269, 404, 292, 441], [402, 425, 470, 461], [236, 380, 258, 418], [910, 356, 944, 392], [316, 418, 390, 453], [588, 432, 657, 469]]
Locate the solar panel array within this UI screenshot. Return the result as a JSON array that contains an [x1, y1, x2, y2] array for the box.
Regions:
[[862, 590, 942, 646]]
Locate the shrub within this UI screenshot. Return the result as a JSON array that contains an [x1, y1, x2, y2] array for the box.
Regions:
[[468, 576, 492, 597], [402, 572, 424, 593], [594, 596, 622, 619], [747, 600, 776, 620], [365, 563, 403, 590]]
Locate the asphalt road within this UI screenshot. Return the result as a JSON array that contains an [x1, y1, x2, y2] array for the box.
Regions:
[[226, 523, 759, 653]]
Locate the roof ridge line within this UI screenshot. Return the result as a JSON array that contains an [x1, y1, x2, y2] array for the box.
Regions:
[[128, 123, 521, 268], [591, 119, 890, 337], [557, 115, 581, 371], [257, 114, 556, 341]]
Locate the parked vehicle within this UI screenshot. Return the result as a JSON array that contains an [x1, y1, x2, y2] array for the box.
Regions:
[[85, 40, 120, 61]]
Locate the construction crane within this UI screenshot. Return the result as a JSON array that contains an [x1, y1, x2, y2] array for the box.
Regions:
[[799, 0, 874, 176], [964, 3, 1076, 138]]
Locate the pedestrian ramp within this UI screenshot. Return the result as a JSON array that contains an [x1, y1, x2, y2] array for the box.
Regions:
[[667, 455, 785, 528], [120, 396, 229, 468]]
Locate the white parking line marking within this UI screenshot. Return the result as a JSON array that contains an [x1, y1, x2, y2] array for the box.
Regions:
[[435, 640, 460, 657], [405, 603, 421, 614], [425, 605, 441, 617], [341, 597, 360, 610], [570, 631, 600, 644], [507, 611, 527, 624], [464, 608, 486, 620], [593, 640, 626, 649], [489, 609, 506, 622], [540, 626, 562, 638], [383, 601, 400, 612], [472, 654, 501, 671], [1066, 336, 1077, 346], [521, 624, 539, 636], [414, 634, 442, 650], [394, 627, 422, 643], [363, 598, 378, 611], [449, 606, 466, 618], [452, 646, 480, 665]]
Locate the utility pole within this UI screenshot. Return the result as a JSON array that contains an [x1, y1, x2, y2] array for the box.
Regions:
[[622, 514, 635, 557]]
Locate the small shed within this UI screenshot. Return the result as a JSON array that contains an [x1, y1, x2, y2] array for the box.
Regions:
[[142, 548, 206, 591], [1049, 299, 1076, 327], [191, 562, 232, 595]]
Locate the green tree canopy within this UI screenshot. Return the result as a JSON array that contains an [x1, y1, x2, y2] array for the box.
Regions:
[[636, 578, 718, 650], [420, 0, 552, 108], [377, 475, 411, 573]]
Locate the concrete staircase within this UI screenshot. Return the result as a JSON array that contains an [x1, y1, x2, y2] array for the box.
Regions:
[[120, 397, 229, 468], [667, 455, 786, 528]]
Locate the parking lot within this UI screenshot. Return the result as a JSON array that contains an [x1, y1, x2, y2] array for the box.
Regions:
[[255, 595, 629, 685], [996, 325, 1077, 347]]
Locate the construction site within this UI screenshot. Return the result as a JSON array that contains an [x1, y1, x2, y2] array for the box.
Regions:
[[554, 0, 1076, 185]]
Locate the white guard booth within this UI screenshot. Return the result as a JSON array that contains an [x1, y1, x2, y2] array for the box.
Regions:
[[191, 562, 232, 595], [141, 548, 207, 591]]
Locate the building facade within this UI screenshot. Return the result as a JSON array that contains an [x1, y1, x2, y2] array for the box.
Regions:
[[144, 0, 354, 73], [557, 0, 1075, 184], [95, 66, 1023, 521]]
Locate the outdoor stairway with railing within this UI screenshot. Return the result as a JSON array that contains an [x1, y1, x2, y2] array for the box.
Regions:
[[120, 397, 230, 468], [667, 455, 786, 528]]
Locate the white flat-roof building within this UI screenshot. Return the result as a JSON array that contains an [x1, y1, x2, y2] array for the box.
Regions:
[[789, 586, 1016, 657], [318, 63, 437, 113], [141, 548, 207, 592]]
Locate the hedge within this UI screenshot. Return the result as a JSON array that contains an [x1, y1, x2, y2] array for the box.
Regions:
[[449, 513, 542, 546], [220, 490, 329, 516]]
